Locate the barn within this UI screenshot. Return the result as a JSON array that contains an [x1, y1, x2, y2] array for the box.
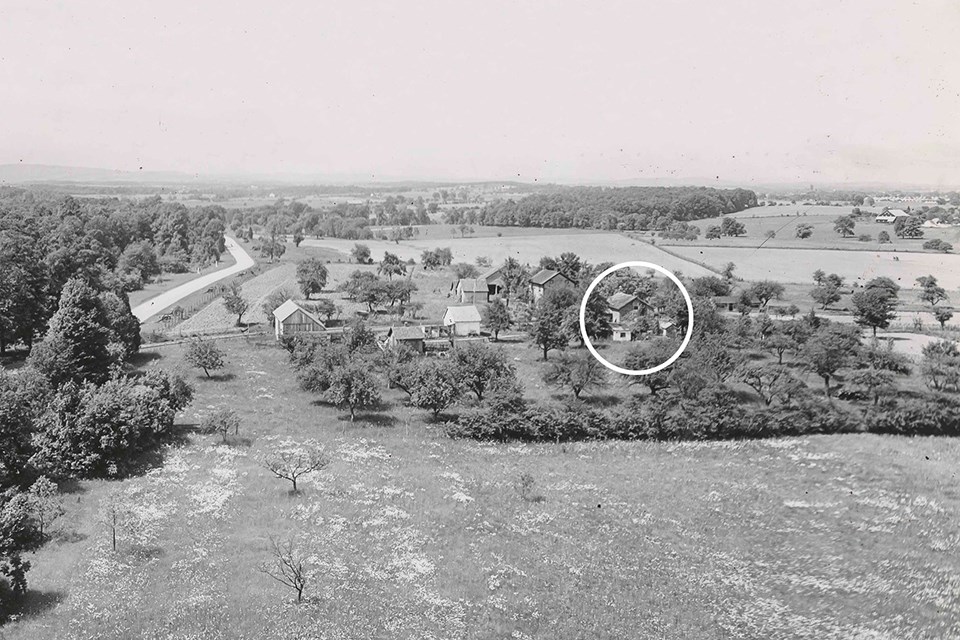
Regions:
[[443, 305, 482, 336], [456, 277, 490, 304], [529, 269, 574, 302], [385, 325, 427, 353], [272, 300, 326, 339]]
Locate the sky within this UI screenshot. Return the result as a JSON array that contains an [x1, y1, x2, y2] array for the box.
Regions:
[[1, 0, 959, 187]]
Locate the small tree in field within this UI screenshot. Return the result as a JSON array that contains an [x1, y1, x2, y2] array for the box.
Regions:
[[184, 339, 225, 378], [296, 259, 328, 299], [201, 408, 241, 442], [27, 476, 64, 538], [223, 282, 250, 326], [326, 361, 381, 421], [485, 298, 511, 341], [260, 440, 329, 494], [541, 352, 606, 400], [934, 307, 954, 329], [258, 536, 313, 603]]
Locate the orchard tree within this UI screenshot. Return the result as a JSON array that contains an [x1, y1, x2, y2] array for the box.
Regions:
[[747, 281, 785, 309], [223, 282, 249, 326], [378, 252, 406, 280], [737, 363, 805, 405], [260, 440, 329, 494], [201, 408, 241, 442], [623, 337, 677, 395], [917, 275, 948, 307], [262, 287, 293, 319], [485, 298, 511, 340], [541, 352, 607, 400], [800, 324, 861, 397], [296, 259, 328, 299], [450, 342, 516, 401], [326, 361, 381, 420], [878, 230, 891, 244], [934, 307, 954, 329], [851, 287, 898, 336], [184, 339, 226, 378], [849, 367, 894, 405], [410, 360, 462, 418], [258, 536, 314, 604]]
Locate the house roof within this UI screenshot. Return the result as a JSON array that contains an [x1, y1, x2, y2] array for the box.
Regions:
[[877, 209, 910, 218], [272, 300, 326, 328], [480, 264, 504, 280], [607, 292, 638, 310], [659, 319, 676, 330], [529, 268, 570, 286], [443, 305, 482, 324], [389, 326, 426, 340], [458, 277, 488, 293], [712, 295, 740, 304]]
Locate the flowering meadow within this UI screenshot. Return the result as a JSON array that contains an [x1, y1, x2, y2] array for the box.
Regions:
[[4, 337, 959, 639]]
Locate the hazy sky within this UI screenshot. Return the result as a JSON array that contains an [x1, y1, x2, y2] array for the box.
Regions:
[[1, 0, 959, 186]]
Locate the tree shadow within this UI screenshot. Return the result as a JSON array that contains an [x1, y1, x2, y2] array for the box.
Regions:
[[129, 351, 162, 367], [51, 529, 87, 545], [225, 435, 255, 448], [580, 393, 623, 408], [5, 589, 66, 622], [57, 478, 88, 496], [339, 412, 398, 427], [202, 373, 236, 382]]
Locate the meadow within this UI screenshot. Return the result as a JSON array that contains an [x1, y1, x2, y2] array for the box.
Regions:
[[5, 336, 960, 639]]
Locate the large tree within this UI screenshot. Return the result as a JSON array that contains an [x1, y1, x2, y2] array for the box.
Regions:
[[800, 324, 861, 397], [851, 287, 898, 336], [296, 259, 328, 300]]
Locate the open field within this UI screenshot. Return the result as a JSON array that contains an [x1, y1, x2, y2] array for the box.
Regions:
[[669, 245, 960, 290], [662, 209, 960, 252], [302, 233, 716, 278], [5, 337, 960, 639]]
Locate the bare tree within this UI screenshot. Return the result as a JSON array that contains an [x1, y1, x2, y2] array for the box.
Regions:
[[260, 441, 330, 494], [258, 535, 313, 603]]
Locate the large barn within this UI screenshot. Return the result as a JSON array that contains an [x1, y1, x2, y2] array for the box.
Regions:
[[272, 300, 326, 339]]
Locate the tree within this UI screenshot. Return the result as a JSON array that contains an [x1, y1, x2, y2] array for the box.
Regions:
[[201, 408, 241, 442], [894, 216, 923, 238], [296, 259, 328, 299], [485, 298, 511, 341], [721, 262, 737, 281], [409, 360, 462, 418], [378, 252, 406, 280], [27, 278, 116, 388], [917, 275, 948, 307], [453, 263, 479, 279], [326, 361, 381, 420], [920, 341, 960, 391], [833, 215, 855, 237], [541, 352, 606, 399], [720, 217, 746, 236], [737, 363, 805, 405], [0, 228, 47, 354], [258, 536, 313, 603], [851, 287, 898, 336], [259, 237, 286, 262], [922, 239, 952, 253], [934, 307, 954, 329], [705, 225, 721, 239], [99, 291, 141, 359], [421, 249, 441, 269], [260, 440, 329, 494], [623, 338, 677, 395], [310, 298, 338, 323], [531, 299, 568, 360], [450, 342, 516, 401], [878, 230, 891, 244], [800, 324, 861, 397], [848, 367, 894, 405], [765, 331, 798, 364], [572, 288, 612, 343], [351, 243, 371, 264], [292, 229, 304, 247], [262, 287, 293, 319], [184, 339, 225, 378], [26, 477, 63, 539], [223, 282, 249, 326], [795, 223, 814, 239], [747, 281, 784, 308]]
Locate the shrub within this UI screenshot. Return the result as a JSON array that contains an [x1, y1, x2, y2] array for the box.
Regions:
[[923, 239, 953, 253]]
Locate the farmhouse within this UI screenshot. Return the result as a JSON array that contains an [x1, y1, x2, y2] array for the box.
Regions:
[[712, 295, 739, 312], [529, 269, 574, 302], [272, 300, 326, 339], [443, 305, 482, 336], [607, 292, 650, 323], [385, 325, 426, 353], [875, 209, 910, 223], [456, 277, 490, 304]]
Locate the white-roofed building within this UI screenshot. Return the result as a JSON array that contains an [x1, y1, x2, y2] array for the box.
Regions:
[[443, 305, 482, 336]]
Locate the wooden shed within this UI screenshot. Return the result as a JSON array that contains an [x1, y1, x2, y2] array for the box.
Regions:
[[272, 300, 326, 339], [385, 326, 427, 353]]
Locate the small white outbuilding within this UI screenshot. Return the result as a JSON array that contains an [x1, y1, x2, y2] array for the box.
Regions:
[[443, 305, 482, 336]]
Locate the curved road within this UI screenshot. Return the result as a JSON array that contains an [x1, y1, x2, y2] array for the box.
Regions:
[[132, 237, 255, 322]]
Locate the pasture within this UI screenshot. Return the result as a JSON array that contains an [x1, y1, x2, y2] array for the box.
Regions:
[[301, 233, 716, 278], [5, 337, 960, 639]]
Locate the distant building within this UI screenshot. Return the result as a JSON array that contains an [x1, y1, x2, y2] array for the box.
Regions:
[[875, 209, 910, 223], [443, 305, 482, 336], [606, 292, 651, 323], [529, 269, 574, 302], [712, 295, 739, 312], [385, 326, 426, 353], [456, 277, 490, 304], [272, 300, 326, 339], [611, 325, 633, 342], [659, 319, 678, 337]]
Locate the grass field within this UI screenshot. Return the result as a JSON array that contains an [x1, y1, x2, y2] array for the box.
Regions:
[[4, 336, 960, 639]]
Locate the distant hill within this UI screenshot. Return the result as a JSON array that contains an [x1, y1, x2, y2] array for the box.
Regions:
[[0, 164, 200, 184]]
